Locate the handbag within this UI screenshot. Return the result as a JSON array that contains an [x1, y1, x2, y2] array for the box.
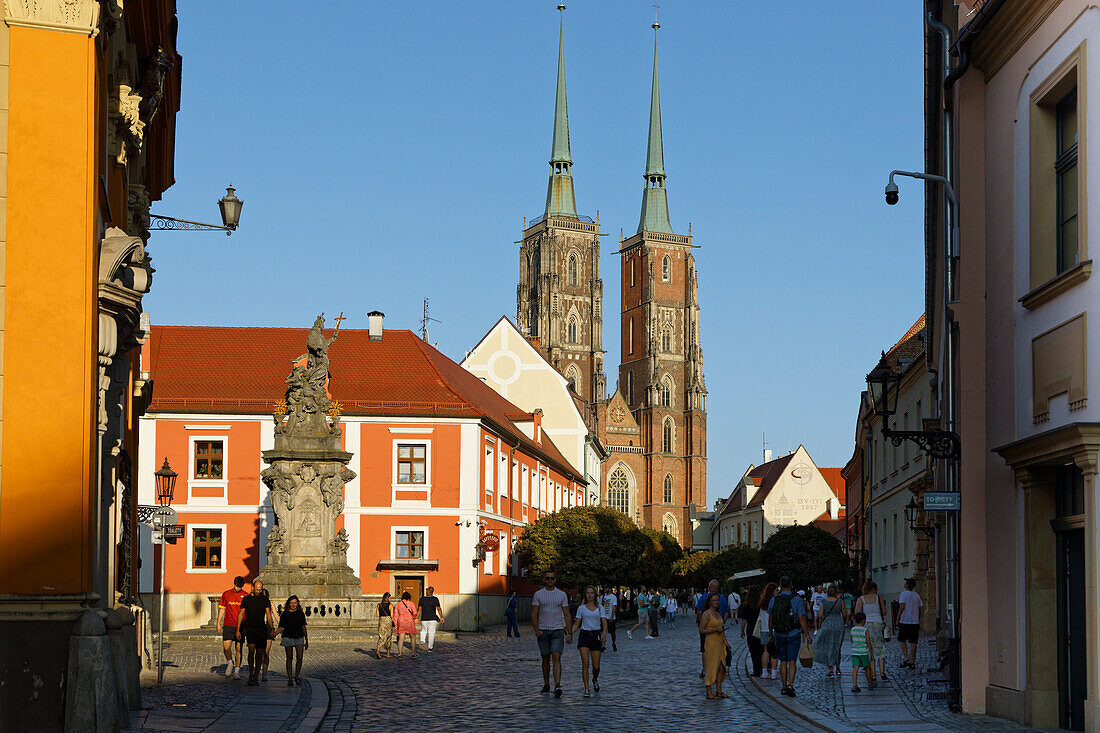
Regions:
[[880, 598, 891, 640], [724, 641, 733, 668], [752, 616, 762, 639], [798, 640, 814, 668]]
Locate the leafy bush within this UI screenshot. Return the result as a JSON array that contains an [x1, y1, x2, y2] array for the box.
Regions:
[[759, 524, 848, 590]]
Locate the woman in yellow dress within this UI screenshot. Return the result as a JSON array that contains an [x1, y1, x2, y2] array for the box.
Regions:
[[698, 592, 729, 698]]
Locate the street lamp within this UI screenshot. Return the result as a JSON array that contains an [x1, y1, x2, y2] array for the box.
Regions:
[[152, 458, 177, 685], [904, 497, 936, 537], [154, 457, 177, 506], [149, 185, 244, 235], [866, 351, 961, 461]]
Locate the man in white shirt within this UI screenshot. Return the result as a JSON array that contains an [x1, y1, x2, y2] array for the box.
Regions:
[[896, 578, 924, 669], [531, 569, 573, 697], [810, 586, 827, 629], [598, 587, 618, 651], [727, 589, 742, 618]]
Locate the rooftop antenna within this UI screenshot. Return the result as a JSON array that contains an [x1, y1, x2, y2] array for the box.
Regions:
[[762, 428, 768, 462], [420, 298, 442, 342]]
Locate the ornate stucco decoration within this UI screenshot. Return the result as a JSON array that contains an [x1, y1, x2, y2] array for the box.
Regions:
[[3, 0, 101, 35], [127, 183, 150, 240], [110, 83, 144, 166]]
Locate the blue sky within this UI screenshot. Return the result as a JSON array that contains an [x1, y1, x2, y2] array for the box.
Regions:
[[149, 1, 927, 507]]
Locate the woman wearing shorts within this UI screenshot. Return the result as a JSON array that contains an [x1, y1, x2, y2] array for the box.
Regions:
[[854, 580, 888, 682], [276, 595, 308, 686], [571, 585, 607, 697]]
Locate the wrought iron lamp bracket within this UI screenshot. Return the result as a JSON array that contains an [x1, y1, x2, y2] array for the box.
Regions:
[[882, 427, 960, 461], [137, 505, 157, 524], [149, 214, 235, 235]]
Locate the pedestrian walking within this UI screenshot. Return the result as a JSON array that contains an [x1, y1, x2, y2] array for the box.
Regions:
[[694, 579, 729, 678], [738, 588, 763, 677], [236, 579, 274, 685], [532, 569, 572, 697], [571, 586, 607, 697], [814, 585, 847, 677], [259, 587, 275, 681], [658, 589, 668, 623], [276, 595, 308, 687], [758, 582, 779, 679], [417, 586, 445, 652], [698, 593, 729, 699], [768, 575, 812, 697], [841, 586, 856, 627], [216, 576, 247, 679], [850, 611, 876, 692], [811, 585, 826, 629], [665, 594, 678, 627], [647, 588, 661, 638], [896, 578, 923, 669], [627, 585, 649, 639], [393, 591, 419, 659], [376, 592, 394, 658], [727, 588, 742, 618], [854, 580, 888, 681], [505, 590, 521, 638], [598, 587, 617, 650]]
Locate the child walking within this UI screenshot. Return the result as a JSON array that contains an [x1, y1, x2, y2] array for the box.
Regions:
[[850, 611, 876, 692]]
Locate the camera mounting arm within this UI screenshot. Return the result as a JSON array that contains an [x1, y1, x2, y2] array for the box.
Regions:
[[887, 170, 956, 208]]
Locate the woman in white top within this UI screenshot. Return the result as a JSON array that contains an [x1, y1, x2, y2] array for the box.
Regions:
[[571, 585, 608, 697], [854, 579, 889, 682], [757, 582, 779, 679], [665, 596, 678, 628]]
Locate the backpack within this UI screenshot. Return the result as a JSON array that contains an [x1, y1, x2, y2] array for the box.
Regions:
[[771, 593, 796, 633]]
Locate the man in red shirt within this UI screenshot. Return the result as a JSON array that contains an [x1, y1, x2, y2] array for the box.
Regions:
[[216, 576, 247, 679]]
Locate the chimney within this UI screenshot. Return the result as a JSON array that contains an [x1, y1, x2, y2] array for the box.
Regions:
[[533, 408, 543, 443], [367, 310, 384, 341], [829, 498, 839, 520], [763, 448, 773, 463]]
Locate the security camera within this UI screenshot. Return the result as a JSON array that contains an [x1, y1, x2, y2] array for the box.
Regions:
[[885, 181, 899, 206]]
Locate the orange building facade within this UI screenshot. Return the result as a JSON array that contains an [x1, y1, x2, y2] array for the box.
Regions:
[[139, 324, 586, 631], [0, 2, 181, 730]]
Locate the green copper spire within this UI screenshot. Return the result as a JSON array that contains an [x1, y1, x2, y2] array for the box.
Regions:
[[638, 19, 672, 234], [545, 3, 578, 219]]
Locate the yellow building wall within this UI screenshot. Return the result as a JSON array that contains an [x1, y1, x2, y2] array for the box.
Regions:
[[0, 26, 99, 594]]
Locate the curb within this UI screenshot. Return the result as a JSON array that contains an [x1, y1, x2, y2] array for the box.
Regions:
[[294, 677, 329, 733], [745, 661, 862, 733]]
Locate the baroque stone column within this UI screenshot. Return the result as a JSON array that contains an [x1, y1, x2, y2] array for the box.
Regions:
[[257, 316, 362, 606]]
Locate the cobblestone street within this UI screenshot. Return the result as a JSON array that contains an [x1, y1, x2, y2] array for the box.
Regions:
[[129, 617, 1045, 732]]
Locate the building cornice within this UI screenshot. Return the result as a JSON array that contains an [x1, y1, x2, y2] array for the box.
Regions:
[[3, 0, 101, 35], [969, 0, 1061, 80]]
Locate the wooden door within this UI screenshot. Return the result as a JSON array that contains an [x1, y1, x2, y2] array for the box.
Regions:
[[396, 576, 423, 607]]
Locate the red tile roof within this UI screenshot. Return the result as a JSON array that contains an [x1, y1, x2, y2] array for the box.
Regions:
[[719, 453, 795, 517], [811, 515, 847, 539], [819, 467, 845, 501], [145, 325, 583, 482]]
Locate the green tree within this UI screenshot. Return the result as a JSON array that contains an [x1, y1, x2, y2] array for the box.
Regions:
[[515, 506, 638, 589], [759, 525, 848, 590], [672, 551, 713, 588]]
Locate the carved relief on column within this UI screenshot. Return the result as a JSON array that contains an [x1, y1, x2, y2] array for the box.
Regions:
[[127, 184, 151, 241], [109, 82, 145, 167], [3, 0, 101, 35]]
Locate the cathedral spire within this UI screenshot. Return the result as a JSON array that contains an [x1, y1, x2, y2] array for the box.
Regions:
[[637, 18, 672, 234], [545, 3, 578, 219]]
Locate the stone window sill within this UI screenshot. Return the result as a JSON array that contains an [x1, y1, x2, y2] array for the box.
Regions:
[[1020, 260, 1091, 310]]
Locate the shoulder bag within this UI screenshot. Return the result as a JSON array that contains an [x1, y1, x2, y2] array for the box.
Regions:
[[880, 597, 891, 640]]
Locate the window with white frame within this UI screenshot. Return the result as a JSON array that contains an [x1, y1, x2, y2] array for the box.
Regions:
[[186, 524, 226, 573], [499, 534, 507, 575], [484, 447, 493, 497], [193, 440, 224, 479], [397, 444, 427, 484], [498, 452, 507, 495], [395, 530, 425, 559], [522, 466, 530, 506], [512, 460, 519, 500]]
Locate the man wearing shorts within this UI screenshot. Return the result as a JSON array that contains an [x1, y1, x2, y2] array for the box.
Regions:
[[896, 578, 923, 669], [216, 576, 247, 679], [768, 575, 812, 697], [598, 587, 617, 651], [237, 579, 274, 686], [531, 570, 573, 697]]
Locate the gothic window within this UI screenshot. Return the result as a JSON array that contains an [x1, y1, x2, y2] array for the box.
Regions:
[[568, 316, 578, 343], [663, 474, 673, 504], [607, 466, 631, 515], [660, 377, 671, 407], [568, 254, 578, 287], [662, 255, 671, 282], [630, 258, 636, 287], [662, 417, 674, 453], [565, 365, 579, 392], [626, 371, 634, 405], [628, 317, 634, 354], [661, 325, 672, 352], [662, 512, 678, 536]]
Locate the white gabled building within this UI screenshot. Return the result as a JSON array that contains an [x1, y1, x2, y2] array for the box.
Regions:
[[463, 316, 606, 505]]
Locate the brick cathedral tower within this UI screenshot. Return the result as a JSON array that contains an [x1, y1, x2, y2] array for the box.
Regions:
[[616, 19, 706, 544], [517, 4, 606, 405]]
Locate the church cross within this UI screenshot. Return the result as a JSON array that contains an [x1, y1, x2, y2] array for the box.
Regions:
[[333, 312, 346, 330]]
